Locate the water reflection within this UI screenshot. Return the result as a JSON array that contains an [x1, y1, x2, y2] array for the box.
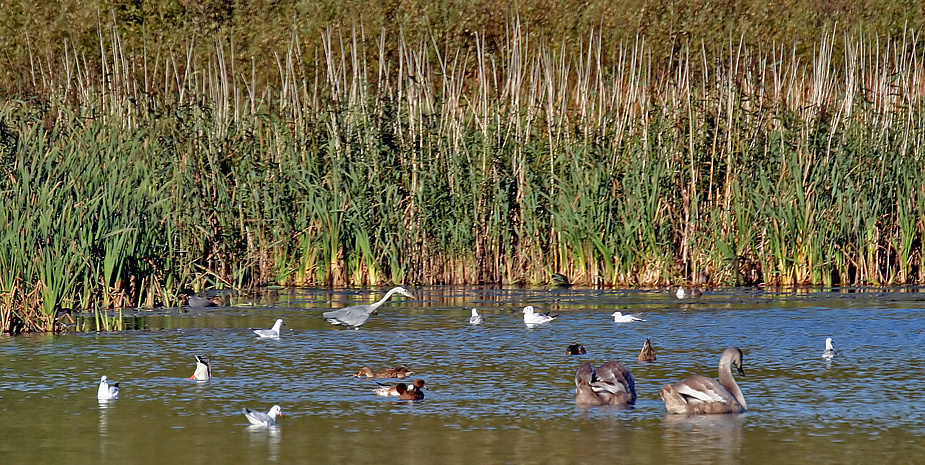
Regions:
[[5, 286, 925, 463], [246, 425, 282, 461], [97, 399, 115, 436], [661, 414, 745, 464]]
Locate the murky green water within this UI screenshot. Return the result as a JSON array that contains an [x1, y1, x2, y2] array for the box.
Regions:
[[2, 287, 924, 464]]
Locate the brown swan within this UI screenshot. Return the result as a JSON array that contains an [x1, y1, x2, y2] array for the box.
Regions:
[[574, 361, 636, 407], [660, 347, 747, 414]]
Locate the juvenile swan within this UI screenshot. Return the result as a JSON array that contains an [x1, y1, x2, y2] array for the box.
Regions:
[[660, 347, 747, 414], [323, 287, 414, 328], [574, 361, 636, 407]]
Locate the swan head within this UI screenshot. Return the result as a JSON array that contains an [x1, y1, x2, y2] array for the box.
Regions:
[[725, 347, 745, 376]]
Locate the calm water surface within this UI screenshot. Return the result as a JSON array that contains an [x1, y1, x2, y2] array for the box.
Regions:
[[2, 286, 924, 464]]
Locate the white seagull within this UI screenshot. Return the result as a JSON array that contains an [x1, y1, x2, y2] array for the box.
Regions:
[[469, 308, 484, 325], [611, 311, 645, 322], [97, 375, 120, 400], [253, 319, 284, 338], [822, 337, 838, 360], [523, 306, 558, 325], [242, 405, 284, 427]]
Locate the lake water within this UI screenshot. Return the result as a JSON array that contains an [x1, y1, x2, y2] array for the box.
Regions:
[[2, 286, 924, 464]]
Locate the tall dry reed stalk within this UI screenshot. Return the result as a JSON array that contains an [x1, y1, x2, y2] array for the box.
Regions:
[[2, 21, 924, 332]]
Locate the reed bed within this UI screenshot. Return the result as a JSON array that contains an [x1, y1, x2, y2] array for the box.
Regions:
[[2, 22, 925, 332]]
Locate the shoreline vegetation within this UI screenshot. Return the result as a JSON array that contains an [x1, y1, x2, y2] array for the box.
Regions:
[[2, 3, 925, 332]]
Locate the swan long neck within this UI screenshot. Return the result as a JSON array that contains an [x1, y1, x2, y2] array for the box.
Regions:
[[718, 352, 747, 410]]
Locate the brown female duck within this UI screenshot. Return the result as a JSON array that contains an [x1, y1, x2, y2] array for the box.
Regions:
[[354, 365, 414, 379]]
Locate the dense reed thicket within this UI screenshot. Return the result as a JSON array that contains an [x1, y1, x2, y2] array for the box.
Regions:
[[2, 16, 925, 332]]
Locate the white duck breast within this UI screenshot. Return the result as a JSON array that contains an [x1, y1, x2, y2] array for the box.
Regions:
[[822, 337, 838, 360], [253, 319, 284, 338], [469, 308, 483, 325], [522, 306, 558, 325], [323, 287, 414, 328], [97, 375, 120, 400], [242, 404, 283, 427], [190, 355, 211, 380]]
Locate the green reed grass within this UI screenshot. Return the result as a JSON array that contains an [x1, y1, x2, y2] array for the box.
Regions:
[[2, 21, 925, 332]]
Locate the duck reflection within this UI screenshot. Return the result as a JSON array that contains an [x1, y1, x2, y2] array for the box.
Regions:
[[660, 414, 745, 464]]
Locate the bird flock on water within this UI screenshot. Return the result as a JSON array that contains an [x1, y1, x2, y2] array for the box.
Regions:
[[96, 284, 841, 426]]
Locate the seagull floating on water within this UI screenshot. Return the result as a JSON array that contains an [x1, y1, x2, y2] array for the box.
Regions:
[[189, 355, 211, 380], [611, 311, 645, 322], [469, 308, 484, 325], [523, 306, 558, 325], [822, 337, 838, 360], [241, 405, 284, 427], [97, 375, 120, 400], [323, 286, 414, 328], [253, 319, 284, 338]]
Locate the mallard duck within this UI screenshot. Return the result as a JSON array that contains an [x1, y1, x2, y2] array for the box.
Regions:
[[354, 365, 414, 379], [637, 338, 656, 362]]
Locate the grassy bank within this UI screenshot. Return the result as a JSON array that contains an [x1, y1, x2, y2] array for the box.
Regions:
[[2, 17, 925, 332]]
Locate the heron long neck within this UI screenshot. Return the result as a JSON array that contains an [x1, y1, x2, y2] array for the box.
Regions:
[[718, 359, 747, 410], [367, 288, 398, 314]]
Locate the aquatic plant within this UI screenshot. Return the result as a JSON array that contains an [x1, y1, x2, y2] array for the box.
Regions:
[[1, 20, 925, 332]]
